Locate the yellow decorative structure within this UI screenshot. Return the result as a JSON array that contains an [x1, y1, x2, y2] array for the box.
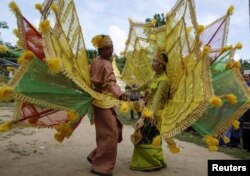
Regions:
[[121, 0, 213, 141], [193, 7, 250, 144]]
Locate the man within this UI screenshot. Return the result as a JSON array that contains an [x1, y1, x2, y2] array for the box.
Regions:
[[88, 34, 125, 176], [129, 84, 141, 120]]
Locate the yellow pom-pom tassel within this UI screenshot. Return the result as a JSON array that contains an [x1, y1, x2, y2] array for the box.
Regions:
[[225, 60, 234, 69], [0, 121, 13, 132], [55, 123, 73, 138], [203, 135, 219, 146], [227, 5, 234, 15], [0, 86, 13, 101], [208, 145, 218, 152], [12, 29, 19, 38], [232, 61, 241, 69], [18, 51, 35, 64], [235, 42, 243, 49], [202, 45, 211, 56], [51, 3, 59, 14], [17, 57, 24, 64], [22, 50, 35, 61], [45, 57, 62, 74], [142, 108, 153, 118], [54, 132, 65, 143], [67, 111, 78, 121], [209, 96, 222, 107], [0, 45, 9, 53], [39, 19, 50, 32], [120, 101, 130, 113], [232, 119, 240, 130], [197, 25, 205, 35], [35, 3, 42, 12], [168, 144, 180, 154], [152, 135, 161, 146], [221, 45, 232, 53], [164, 137, 180, 153], [222, 136, 230, 144], [203, 135, 219, 152], [9, 1, 20, 15], [91, 35, 103, 48], [224, 94, 237, 105]]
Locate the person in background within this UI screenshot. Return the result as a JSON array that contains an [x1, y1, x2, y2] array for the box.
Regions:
[[241, 73, 250, 152], [243, 74, 250, 86], [88, 34, 126, 176], [129, 84, 141, 120]]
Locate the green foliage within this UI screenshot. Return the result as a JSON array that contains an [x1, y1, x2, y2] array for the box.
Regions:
[[115, 54, 127, 73], [0, 21, 16, 48], [176, 131, 250, 160], [0, 21, 9, 29], [0, 49, 21, 77], [86, 49, 98, 63], [0, 49, 21, 63], [239, 59, 250, 73], [0, 21, 9, 45], [145, 13, 166, 27]]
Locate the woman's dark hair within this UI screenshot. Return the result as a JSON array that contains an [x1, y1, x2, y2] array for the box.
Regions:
[[159, 52, 168, 71], [161, 53, 168, 64]]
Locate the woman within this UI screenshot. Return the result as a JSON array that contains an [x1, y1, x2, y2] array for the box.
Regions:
[[130, 50, 170, 171]]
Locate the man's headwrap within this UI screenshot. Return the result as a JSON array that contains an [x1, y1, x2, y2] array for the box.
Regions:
[[91, 35, 113, 49], [155, 50, 168, 65]]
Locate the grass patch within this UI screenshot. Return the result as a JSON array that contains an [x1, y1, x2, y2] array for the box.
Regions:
[[116, 108, 139, 126], [176, 131, 250, 160], [0, 102, 15, 108]]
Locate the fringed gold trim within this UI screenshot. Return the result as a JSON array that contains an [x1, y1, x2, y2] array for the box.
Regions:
[[233, 68, 250, 98], [214, 102, 250, 137], [163, 136, 180, 153], [9, 1, 21, 16], [8, 59, 32, 87], [10, 3, 27, 50], [162, 52, 213, 137], [10, 122, 55, 130], [41, 0, 54, 19], [163, 100, 209, 138], [223, 15, 231, 48], [1, 101, 56, 131], [12, 100, 22, 121], [213, 68, 250, 136], [13, 93, 73, 112]]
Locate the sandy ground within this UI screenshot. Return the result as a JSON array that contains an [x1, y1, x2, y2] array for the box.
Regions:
[[0, 108, 235, 176]]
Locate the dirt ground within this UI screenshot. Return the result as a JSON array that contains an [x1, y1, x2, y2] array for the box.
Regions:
[[0, 108, 235, 176]]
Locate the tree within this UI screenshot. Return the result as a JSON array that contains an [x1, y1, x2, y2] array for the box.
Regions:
[[86, 49, 98, 63], [239, 59, 250, 72], [115, 55, 127, 73], [0, 21, 9, 45], [114, 13, 166, 72], [145, 13, 166, 27], [0, 21, 9, 29]]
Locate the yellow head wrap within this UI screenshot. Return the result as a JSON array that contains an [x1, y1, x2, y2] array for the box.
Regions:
[[91, 35, 113, 49]]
